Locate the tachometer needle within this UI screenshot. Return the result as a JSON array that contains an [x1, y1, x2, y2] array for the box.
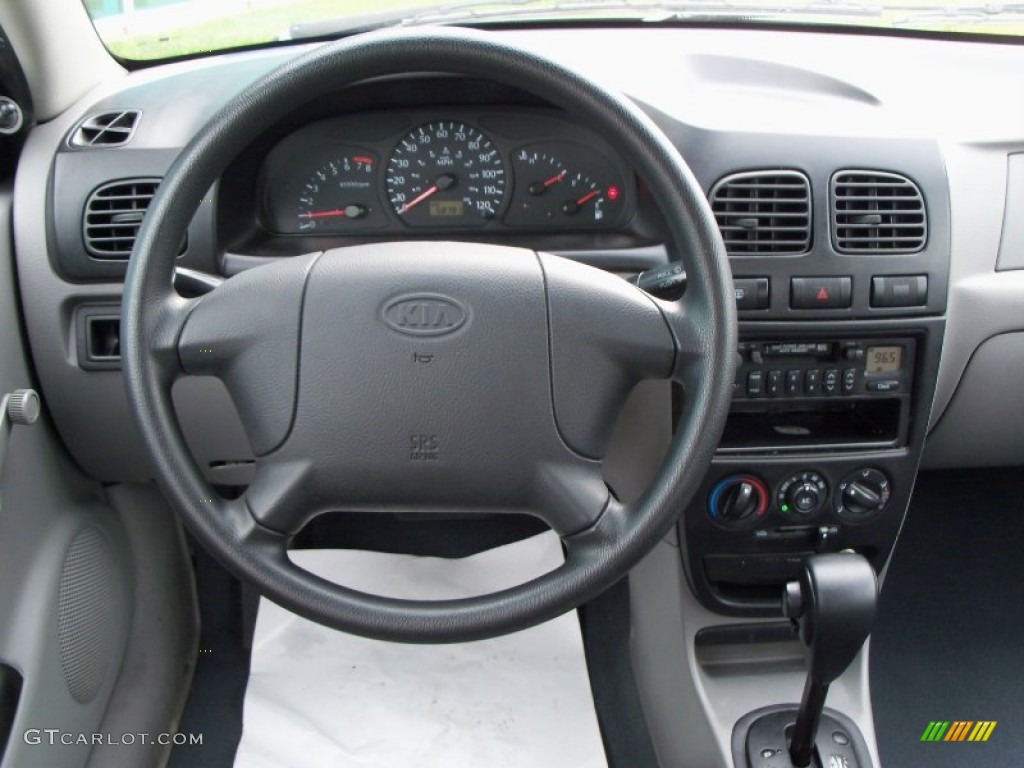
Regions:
[[299, 204, 367, 220], [398, 184, 439, 214]]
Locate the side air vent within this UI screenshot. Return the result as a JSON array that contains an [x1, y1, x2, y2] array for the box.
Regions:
[[831, 171, 926, 253], [83, 178, 164, 260], [709, 170, 811, 256], [69, 110, 141, 148]]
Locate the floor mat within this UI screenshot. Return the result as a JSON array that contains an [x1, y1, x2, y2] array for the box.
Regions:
[[871, 468, 1024, 767], [233, 532, 608, 768]]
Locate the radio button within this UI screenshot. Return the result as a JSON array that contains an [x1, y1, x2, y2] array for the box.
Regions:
[[823, 368, 839, 394], [842, 368, 857, 394], [867, 379, 901, 393], [785, 369, 802, 396], [747, 370, 764, 396], [766, 370, 783, 397], [804, 369, 821, 395]]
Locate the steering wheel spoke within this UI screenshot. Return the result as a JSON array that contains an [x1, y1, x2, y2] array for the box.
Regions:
[[656, 290, 718, 386], [177, 253, 319, 456], [540, 252, 676, 459]]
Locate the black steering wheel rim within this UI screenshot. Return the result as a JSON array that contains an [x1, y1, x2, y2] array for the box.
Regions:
[[122, 26, 737, 643]]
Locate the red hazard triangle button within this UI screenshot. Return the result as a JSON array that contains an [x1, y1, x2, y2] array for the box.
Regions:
[[791, 277, 850, 309]]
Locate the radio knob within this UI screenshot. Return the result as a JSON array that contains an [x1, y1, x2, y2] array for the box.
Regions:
[[836, 468, 891, 520], [709, 475, 768, 528]]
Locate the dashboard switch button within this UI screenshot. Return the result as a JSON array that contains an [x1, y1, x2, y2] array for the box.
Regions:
[[791, 277, 852, 309], [871, 275, 928, 307], [734, 277, 770, 310]]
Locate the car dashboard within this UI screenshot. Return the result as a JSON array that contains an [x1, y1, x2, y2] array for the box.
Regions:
[[6, 20, 1024, 767]]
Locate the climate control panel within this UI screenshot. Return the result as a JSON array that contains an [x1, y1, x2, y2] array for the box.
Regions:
[[708, 467, 888, 530], [691, 462, 899, 616]]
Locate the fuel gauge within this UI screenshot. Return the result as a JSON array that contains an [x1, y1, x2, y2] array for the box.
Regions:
[[506, 142, 627, 228]]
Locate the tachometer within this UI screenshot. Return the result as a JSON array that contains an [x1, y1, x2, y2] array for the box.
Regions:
[[386, 121, 506, 227], [294, 152, 386, 232]]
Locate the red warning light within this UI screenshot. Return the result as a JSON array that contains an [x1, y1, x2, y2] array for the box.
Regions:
[[607, 185, 620, 201], [816, 287, 829, 301]]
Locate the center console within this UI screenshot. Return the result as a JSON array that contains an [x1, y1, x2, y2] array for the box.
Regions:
[[671, 136, 951, 623], [682, 327, 942, 617]]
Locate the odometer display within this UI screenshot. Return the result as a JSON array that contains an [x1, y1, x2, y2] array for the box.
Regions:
[[386, 121, 506, 227]]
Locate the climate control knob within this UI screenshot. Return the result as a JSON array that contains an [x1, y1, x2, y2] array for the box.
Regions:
[[708, 474, 769, 528], [777, 470, 828, 517], [836, 468, 891, 520]]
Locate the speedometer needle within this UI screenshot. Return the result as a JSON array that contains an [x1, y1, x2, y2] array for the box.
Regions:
[[397, 185, 439, 214]]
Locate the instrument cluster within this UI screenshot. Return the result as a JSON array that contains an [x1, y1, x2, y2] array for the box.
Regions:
[[259, 109, 633, 236]]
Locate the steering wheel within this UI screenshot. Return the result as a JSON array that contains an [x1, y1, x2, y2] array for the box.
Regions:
[[122, 27, 736, 643]]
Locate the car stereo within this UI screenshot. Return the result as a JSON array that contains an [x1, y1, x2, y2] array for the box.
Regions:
[[718, 337, 917, 453]]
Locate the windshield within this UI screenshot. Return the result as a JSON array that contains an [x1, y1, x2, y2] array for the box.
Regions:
[[83, 0, 1024, 61]]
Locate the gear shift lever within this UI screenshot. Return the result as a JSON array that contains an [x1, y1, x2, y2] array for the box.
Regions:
[[784, 553, 877, 767]]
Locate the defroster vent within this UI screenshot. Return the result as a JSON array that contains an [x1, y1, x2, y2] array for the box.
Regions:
[[69, 110, 140, 148], [710, 170, 811, 256], [831, 171, 926, 253]]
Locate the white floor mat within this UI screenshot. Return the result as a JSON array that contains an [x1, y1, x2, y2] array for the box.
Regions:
[[234, 532, 608, 768]]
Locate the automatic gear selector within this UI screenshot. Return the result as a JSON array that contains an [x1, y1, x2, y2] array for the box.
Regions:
[[732, 553, 878, 768]]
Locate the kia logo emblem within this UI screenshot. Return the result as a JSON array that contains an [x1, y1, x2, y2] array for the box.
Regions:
[[382, 294, 468, 337]]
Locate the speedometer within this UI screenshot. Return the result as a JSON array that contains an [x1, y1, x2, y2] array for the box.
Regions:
[[386, 121, 506, 227]]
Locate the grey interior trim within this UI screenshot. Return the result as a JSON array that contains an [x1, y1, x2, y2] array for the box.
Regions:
[[0, 0, 124, 120], [925, 142, 1024, 438], [84, 483, 198, 768], [997, 153, 1024, 272], [629, 540, 881, 768], [923, 332, 1024, 468]]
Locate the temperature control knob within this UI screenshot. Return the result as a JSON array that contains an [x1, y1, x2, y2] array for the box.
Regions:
[[836, 468, 891, 520], [777, 470, 828, 517], [708, 475, 769, 528]]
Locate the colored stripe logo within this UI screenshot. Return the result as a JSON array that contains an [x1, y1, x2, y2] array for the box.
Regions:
[[921, 721, 997, 742]]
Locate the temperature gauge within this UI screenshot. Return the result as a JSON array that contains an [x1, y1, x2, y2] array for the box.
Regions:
[[506, 142, 627, 228]]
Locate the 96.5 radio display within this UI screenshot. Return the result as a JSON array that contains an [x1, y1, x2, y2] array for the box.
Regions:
[[866, 346, 902, 374]]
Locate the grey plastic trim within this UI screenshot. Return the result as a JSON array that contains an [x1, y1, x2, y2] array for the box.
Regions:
[[926, 141, 1024, 438], [996, 153, 1024, 272], [923, 332, 1024, 468], [629, 540, 881, 768], [85, 483, 199, 768]]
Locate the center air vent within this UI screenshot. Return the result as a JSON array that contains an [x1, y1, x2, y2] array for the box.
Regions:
[[831, 171, 926, 253], [709, 170, 811, 256], [69, 110, 140, 148], [83, 179, 162, 260]]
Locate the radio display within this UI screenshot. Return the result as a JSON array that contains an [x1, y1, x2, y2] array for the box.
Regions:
[[866, 346, 902, 374]]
